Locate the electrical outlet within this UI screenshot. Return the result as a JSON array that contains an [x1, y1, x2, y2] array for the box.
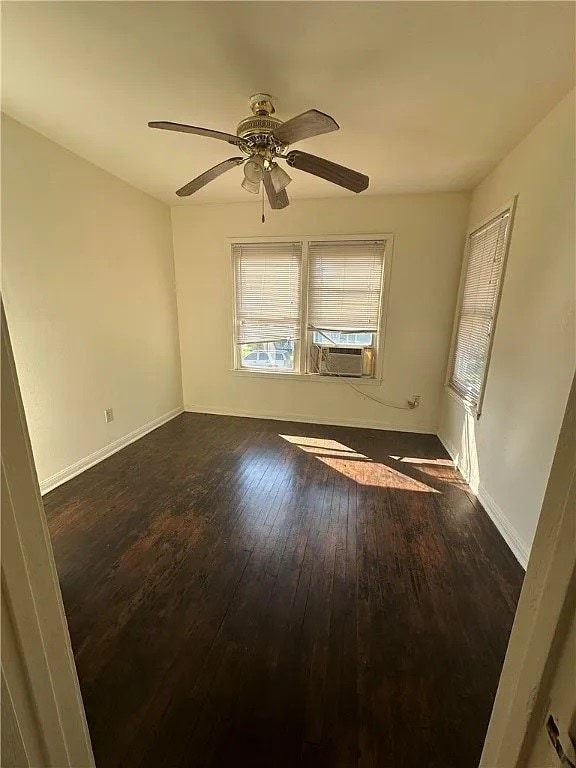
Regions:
[[104, 408, 114, 423]]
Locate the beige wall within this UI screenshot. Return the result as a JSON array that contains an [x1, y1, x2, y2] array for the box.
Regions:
[[439, 90, 576, 564], [171, 193, 470, 433], [479, 376, 575, 768], [2, 116, 183, 488]]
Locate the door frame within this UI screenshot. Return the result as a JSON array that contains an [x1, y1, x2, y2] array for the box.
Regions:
[[1, 305, 95, 766]]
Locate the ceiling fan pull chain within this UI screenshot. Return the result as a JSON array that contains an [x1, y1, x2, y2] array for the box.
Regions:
[[261, 180, 265, 223]]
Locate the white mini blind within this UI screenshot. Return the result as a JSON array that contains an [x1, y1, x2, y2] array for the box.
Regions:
[[449, 210, 511, 407], [233, 241, 302, 344], [308, 240, 386, 331]]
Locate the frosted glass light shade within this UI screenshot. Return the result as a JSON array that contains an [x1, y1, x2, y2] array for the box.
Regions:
[[241, 177, 261, 194], [269, 163, 292, 193], [244, 157, 264, 183]]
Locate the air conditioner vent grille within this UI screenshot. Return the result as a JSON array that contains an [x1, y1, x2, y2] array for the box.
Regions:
[[317, 345, 364, 377]]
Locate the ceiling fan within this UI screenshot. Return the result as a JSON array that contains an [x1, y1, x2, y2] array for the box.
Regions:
[[148, 93, 369, 211]]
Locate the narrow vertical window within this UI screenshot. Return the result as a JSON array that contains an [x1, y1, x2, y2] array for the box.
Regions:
[[448, 208, 513, 411]]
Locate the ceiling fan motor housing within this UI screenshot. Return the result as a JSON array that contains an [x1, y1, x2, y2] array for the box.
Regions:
[[236, 114, 283, 147]]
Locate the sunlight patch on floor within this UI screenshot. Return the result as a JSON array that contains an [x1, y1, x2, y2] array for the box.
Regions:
[[279, 435, 440, 493], [389, 456, 454, 466], [388, 456, 467, 486]]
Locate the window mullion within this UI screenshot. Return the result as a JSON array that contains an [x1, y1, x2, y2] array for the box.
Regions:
[[299, 238, 310, 374]]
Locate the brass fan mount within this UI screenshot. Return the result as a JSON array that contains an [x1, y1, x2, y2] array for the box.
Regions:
[[249, 93, 276, 116]]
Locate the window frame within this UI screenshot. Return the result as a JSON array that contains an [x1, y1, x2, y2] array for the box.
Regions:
[[445, 197, 517, 417], [229, 234, 394, 383]]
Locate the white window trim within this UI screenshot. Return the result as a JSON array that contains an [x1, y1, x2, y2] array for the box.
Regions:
[[445, 196, 517, 417], [228, 233, 394, 383]]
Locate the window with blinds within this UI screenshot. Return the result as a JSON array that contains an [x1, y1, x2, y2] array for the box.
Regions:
[[448, 209, 512, 410], [233, 241, 302, 371], [232, 237, 389, 377], [308, 240, 386, 332]]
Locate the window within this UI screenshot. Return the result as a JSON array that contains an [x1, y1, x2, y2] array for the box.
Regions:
[[233, 241, 302, 371], [307, 239, 385, 376], [232, 237, 389, 378], [311, 331, 373, 346], [448, 205, 514, 412]]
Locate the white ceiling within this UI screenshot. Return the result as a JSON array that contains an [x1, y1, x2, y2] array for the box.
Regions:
[[2, 2, 574, 206]]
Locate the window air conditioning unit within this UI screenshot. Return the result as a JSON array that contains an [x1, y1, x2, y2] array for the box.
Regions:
[[317, 346, 364, 377]]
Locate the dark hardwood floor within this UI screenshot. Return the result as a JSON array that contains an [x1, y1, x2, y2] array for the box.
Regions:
[[44, 413, 523, 768]]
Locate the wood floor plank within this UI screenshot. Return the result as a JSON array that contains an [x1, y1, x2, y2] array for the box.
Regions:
[[43, 413, 524, 767]]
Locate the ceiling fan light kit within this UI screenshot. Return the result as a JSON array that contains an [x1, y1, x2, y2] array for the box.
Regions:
[[149, 93, 369, 216]]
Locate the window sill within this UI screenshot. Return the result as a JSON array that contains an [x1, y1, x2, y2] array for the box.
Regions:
[[444, 384, 480, 418], [232, 369, 383, 387]]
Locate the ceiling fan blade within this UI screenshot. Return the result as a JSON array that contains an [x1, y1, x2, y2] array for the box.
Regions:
[[263, 171, 290, 209], [176, 157, 244, 197], [273, 109, 339, 145], [285, 150, 369, 193], [148, 121, 244, 147]]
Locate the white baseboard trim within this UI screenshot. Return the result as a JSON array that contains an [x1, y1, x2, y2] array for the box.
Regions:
[[477, 485, 529, 570], [438, 433, 528, 569], [437, 430, 479, 488], [39, 406, 184, 495], [437, 431, 462, 471], [184, 404, 435, 434]]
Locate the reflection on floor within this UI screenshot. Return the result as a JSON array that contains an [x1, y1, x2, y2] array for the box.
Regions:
[[44, 413, 524, 768]]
